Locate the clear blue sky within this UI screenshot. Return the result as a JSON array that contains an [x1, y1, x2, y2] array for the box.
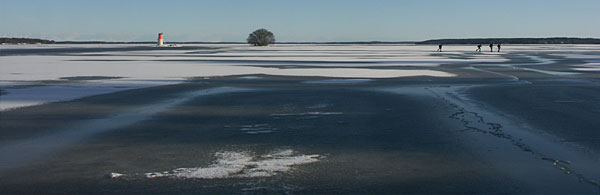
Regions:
[[1, 0, 599, 42]]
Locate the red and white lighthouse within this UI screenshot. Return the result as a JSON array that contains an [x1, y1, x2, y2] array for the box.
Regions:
[[157, 33, 164, 46]]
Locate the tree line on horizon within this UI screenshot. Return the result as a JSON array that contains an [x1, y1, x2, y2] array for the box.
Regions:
[[2, 35, 600, 45], [0, 38, 55, 44]]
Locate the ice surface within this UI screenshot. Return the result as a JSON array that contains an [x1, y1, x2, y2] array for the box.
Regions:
[[0, 55, 456, 81], [488, 54, 580, 76], [0, 45, 460, 110], [0, 84, 145, 111], [0, 87, 252, 172], [307, 103, 330, 109], [4, 44, 596, 111]]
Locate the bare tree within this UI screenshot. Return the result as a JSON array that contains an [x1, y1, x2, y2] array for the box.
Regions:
[[247, 29, 275, 46]]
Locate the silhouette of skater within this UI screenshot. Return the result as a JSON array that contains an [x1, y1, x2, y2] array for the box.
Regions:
[[489, 43, 494, 52], [437, 44, 443, 52], [476, 44, 482, 52], [497, 43, 501, 52]]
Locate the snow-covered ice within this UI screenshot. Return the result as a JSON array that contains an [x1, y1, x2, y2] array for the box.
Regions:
[[3, 44, 596, 111], [0, 44, 462, 111]]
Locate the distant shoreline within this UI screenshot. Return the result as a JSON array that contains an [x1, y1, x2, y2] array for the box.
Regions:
[[2, 37, 600, 45], [416, 37, 600, 44]]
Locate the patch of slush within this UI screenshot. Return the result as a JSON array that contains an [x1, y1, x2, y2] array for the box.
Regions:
[[303, 79, 372, 84], [143, 149, 320, 179]]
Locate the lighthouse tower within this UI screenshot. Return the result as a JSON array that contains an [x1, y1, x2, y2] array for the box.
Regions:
[[157, 33, 164, 46]]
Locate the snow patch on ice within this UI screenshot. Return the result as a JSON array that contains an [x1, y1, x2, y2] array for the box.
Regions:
[[106, 172, 125, 178], [143, 149, 320, 179], [572, 63, 600, 71], [573, 67, 600, 71]]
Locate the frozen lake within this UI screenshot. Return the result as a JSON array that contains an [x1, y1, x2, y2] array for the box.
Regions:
[[1, 44, 600, 193]]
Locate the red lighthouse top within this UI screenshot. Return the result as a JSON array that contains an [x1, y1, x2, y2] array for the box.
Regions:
[[158, 33, 163, 39]]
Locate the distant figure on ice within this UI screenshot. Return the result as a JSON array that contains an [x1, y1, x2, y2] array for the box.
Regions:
[[489, 43, 494, 52], [476, 44, 482, 52], [497, 43, 501, 52], [437, 44, 443, 52]]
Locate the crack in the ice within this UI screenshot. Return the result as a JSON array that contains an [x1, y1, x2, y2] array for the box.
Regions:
[[428, 87, 600, 189]]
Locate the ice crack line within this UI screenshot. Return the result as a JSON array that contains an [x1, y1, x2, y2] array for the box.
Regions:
[[428, 87, 600, 188]]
